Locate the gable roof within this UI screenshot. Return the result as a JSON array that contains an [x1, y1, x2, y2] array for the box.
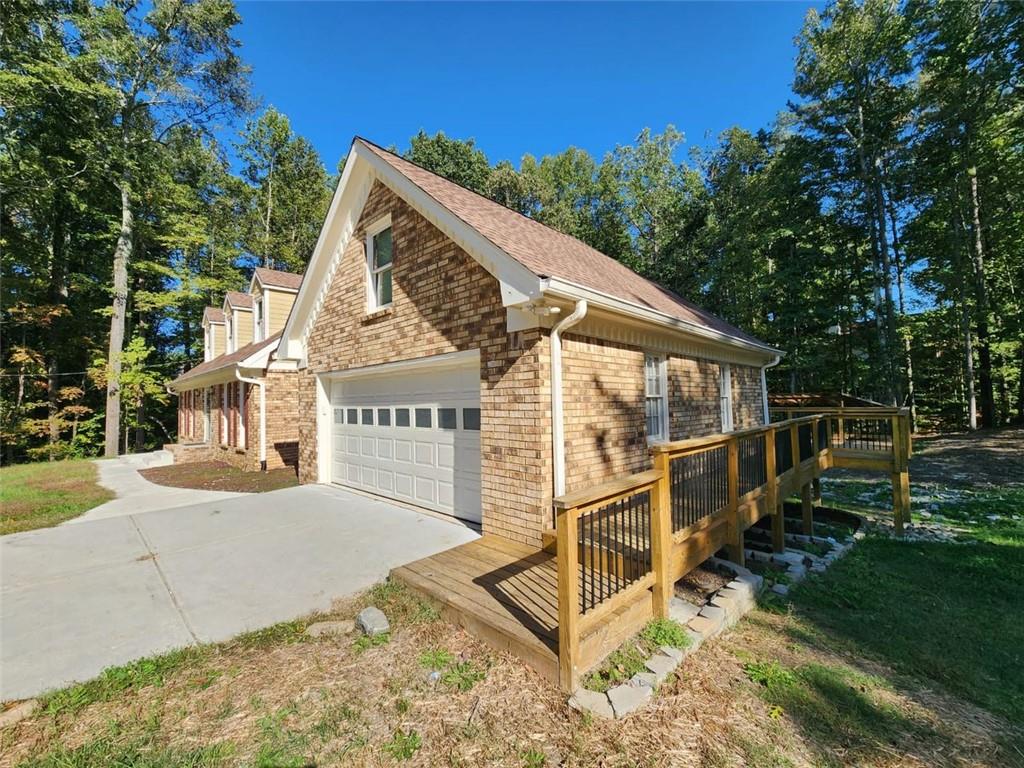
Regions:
[[253, 267, 303, 291], [224, 291, 253, 310], [169, 331, 282, 389], [356, 139, 768, 349], [202, 307, 225, 325]]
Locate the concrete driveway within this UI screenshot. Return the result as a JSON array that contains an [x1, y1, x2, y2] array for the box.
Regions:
[[0, 484, 478, 701]]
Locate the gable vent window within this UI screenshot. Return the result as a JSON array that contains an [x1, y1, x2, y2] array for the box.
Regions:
[[366, 217, 393, 310], [720, 363, 734, 432], [644, 353, 668, 443]]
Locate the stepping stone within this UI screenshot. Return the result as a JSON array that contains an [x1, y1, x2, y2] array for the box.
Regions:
[[771, 583, 789, 596], [305, 620, 355, 638], [355, 606, 389, 636], [669, 597, 701, 623], [630, 671, 658, 688], [644, 653, 678, 684], [688, 613, 723, 638], [568, 689, 614, 720], [659, 645, 685, 663], [608, 683, 653, 718]]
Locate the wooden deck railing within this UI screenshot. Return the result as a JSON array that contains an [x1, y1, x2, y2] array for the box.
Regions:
[[551, 407, 911, 691]]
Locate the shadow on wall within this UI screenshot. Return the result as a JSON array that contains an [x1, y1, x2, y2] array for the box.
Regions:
[[273, 441, 300, 472], [581, 374, 646, 482]]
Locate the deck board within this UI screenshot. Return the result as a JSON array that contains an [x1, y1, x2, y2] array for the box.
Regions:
[[392, 536, 561, 682]]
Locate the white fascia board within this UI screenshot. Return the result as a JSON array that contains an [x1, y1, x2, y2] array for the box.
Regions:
[[540, 276, 784, 360], [167, 367, 239, 393]]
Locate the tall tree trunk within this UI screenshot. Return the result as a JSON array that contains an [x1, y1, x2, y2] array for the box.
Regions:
[[871, 165, 900, 406], [47, 200, 70, 460], [887, 203, 916, 428], [966, 167, 996, 427], [952, 206, 977, 430], [104, 177, 133, 457], [264, 155, 274, 268]]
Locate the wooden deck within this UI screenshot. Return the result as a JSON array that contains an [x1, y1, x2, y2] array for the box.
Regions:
[[391, 536, 560, 683]]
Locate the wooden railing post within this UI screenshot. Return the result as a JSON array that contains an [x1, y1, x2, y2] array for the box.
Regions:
[[724, 436, 744, 566], [837, 410, 846, 447], [650, 453, 672, 619], [890, 411, 910, 537], [765, 428, 784, 553], [556, 506, 581, 692]]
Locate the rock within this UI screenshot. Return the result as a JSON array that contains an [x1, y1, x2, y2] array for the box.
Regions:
[[608, 683, 653, 718], [773, 551, 806, 567], [568, 689, 614, 719], [771, 583, 789, 596], [685, 628, 704, 652], [668, 597, 701, 624], [355, 606, 389, 636], [698, 604, 726, 622], [659, 645, 685, 663], [0, 700, 37, 729], [644, 653, 678, 684], [688, 613, 723, 639], [630, 671, 659, 688], [426, 670, 442, 685], [305, 620, 355, 638], [787, 564, 807, 581]]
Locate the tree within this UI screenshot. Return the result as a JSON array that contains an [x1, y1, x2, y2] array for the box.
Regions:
[[235, 107, 332, 271], [69, 0, 251, 457], [404, 130, 492, 194]]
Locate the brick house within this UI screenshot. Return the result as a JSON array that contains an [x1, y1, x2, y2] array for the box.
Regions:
[[276, 138, 782, 546], [168, 268, 303, 471]]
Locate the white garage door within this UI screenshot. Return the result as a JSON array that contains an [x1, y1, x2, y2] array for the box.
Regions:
[[330, 364, 482, 523]]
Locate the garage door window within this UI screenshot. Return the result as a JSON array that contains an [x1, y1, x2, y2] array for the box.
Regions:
[[415, 408, 432, 428], [438, 407, 457, 430], [347, 408, 357, 424], [361, 408, 374, 425], [396, 408, 410, 427], [334, 409, 344, 424], [377, 408, 391, 426], [463, 407, 481, 430]]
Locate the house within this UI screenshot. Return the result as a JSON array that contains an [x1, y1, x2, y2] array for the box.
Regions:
[[168, 267, 303, 472], [276, 138, 782, 547]]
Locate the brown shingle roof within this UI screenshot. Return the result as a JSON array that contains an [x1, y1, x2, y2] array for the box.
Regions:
[[202, 307, 225, 325], [224, 291, 253, 310], [254, 267, 303, 291], [171, 331, 281, 388], [357, 138, 766, 348]]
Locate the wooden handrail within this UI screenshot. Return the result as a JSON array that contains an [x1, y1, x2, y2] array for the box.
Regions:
[[552, 469, 662, 512]]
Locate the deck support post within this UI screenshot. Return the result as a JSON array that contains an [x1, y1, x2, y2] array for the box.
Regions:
[[555, 506, 580, 692], [650, 454, 673, 619], [800, 482, 813, 536], [812, 477, 822, 506], [724, 437, 745, 566], [890, 411, 910, 537]]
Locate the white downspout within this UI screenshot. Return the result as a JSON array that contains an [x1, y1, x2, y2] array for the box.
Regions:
[[760, 355, 782, 424], [551, 300, 588, 498], [236, 369, 267, 471]]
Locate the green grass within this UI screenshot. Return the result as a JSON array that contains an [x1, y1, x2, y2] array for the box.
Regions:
[[584, 618, 691, 692], [15, 737, 236, 768], [0, 459, 113, 534], [788, 515, 1024, 724]]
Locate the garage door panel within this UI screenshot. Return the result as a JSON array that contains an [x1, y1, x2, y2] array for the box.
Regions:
[[330, 361, 482, 523]]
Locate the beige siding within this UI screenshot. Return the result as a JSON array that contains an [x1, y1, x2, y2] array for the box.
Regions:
[[234, 309, 253, 348], [266, 289, 296, 336], [211, 324, 225, 358]]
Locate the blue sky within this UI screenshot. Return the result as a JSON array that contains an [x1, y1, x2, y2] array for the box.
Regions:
[[230, 1, 819, 169]]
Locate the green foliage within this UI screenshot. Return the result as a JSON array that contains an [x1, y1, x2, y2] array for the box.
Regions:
[[418, 647, 455, 670], [17, 737, 236, 768], [0, 459, 114, 534], [353, 632, 391, 653], [382, 729, 422, 761], [441, 660, 486, 692], [640, 618, 692, 649]]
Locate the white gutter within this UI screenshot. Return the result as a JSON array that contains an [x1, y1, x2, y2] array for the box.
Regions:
[[541, 276, 783, 358], [551, 300, 588, 498], [760, 355, 782, 424], [235, 369, 267, 471]]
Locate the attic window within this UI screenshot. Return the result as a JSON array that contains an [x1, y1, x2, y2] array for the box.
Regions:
[[366, 215, 393, 311]]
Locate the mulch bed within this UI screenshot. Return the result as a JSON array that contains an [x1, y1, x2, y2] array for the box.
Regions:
[[140, 461, 298, 493]]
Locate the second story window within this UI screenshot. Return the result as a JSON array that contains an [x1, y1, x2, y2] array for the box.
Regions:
[[720, 363, 734, 432], [366, 216, 393, 311], [225, 316, 233, 353]]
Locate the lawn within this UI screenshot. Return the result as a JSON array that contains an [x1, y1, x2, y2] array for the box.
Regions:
[[139, 461, 299, 493], [0, 460, 113, 535], [3, 430, 1022, 766]]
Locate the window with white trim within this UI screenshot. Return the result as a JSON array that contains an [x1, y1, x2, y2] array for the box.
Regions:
[[225, 315, 233, 353], [719, 363, 734, 432], [644, 353, 668, 443], [366, 216, 393, 310], [253, 297, 264, 342]]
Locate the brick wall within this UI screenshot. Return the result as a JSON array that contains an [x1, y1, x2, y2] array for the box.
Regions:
[[262, 371, 300, 470], [732, 364, 764, 429], [300, 180, 552, 545], [669, 356, 723, 438]]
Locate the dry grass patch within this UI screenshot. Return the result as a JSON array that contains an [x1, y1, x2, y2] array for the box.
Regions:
[[4, 577, 1020, 767]]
